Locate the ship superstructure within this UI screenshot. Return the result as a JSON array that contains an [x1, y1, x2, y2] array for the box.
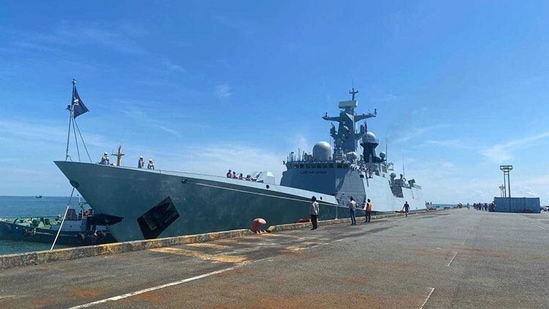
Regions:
[[280, 88, 424, 211]]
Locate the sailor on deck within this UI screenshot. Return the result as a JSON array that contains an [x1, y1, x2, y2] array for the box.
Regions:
[[99, 152, 109, 165], [138, 156, 145, 168], [147, 159, 155, 170]]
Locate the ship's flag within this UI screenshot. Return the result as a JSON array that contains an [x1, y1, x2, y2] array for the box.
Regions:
[[72, 86, 89, 118]]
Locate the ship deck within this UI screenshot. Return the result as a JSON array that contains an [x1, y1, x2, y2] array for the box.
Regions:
[[1, 209, 548, 308]]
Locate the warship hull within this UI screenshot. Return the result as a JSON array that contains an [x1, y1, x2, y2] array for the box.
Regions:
[[54, 161, 339, 242]]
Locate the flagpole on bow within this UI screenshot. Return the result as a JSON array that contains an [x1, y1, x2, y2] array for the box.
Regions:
[[64, 79, 92, 163], [64, 79, 77, 161]]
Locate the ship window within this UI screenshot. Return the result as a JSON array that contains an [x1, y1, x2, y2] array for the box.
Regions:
[[299, 164, 304, 168], [137, 196, 180, 239], [328, 163, 334, 168]]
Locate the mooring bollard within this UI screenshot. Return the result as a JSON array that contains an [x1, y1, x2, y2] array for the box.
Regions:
[[251, 218, 267, 234]]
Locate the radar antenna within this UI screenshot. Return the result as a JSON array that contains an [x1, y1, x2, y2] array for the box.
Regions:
[[349, 87, 358, 101]]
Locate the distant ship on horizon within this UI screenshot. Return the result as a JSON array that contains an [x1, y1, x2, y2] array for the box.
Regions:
[[55, 81, 425, 242]]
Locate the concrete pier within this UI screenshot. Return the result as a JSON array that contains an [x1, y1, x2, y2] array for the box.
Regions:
[[0, 209, 548, 308]]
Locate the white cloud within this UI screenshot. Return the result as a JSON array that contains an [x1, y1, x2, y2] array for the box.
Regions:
[[162, 142, 285, 182], [8, 21, 148, 55], [216, 83, 232, 99], [162, 60, 187, 74], [480, 131, 549, 163]]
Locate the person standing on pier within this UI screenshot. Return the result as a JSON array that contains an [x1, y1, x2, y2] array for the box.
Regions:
[[364, 198, 372, 223], [348, 196, 357, 225], [403, 201, 410, 217], [310, 196, 319, 230]]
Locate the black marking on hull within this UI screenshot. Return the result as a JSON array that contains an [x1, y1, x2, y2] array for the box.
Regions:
[[137, 196, 180, 239]]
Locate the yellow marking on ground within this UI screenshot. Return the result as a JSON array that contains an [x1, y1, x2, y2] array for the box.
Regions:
[[260, 233, 302, 239], [149, 247, 247, 263], [285, 246, 304, 252], [186, 243, 231, 249], [214, 239, 241, 244]]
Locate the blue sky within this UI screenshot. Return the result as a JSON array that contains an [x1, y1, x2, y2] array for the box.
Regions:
[[1, 1, 549, 205]]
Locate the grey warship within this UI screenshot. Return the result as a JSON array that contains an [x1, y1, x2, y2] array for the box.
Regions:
[[55, 83, 424, 242]]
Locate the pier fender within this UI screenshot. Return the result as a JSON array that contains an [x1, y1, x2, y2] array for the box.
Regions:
[[251, 218, 267, 234]]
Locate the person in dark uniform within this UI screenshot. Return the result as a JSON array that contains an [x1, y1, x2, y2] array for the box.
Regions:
[[403, 201, 410, 217], [348, 196, 357, 225], [310, 196, 319, 230]]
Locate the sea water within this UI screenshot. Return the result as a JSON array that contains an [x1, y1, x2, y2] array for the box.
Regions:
[[0, 196, 76, 255]]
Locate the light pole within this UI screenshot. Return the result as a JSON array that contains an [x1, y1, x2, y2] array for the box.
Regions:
[[499, 165, 513, 198]]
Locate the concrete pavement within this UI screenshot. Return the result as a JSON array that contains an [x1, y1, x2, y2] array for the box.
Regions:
[[1, 209, 548, 308]]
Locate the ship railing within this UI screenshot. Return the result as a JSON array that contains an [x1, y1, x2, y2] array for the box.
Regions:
[[286, 161, 354, 170]]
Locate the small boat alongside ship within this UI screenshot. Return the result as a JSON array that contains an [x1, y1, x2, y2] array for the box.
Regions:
[[55, 81, 425, 242], [0, 202, 116, 246]]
